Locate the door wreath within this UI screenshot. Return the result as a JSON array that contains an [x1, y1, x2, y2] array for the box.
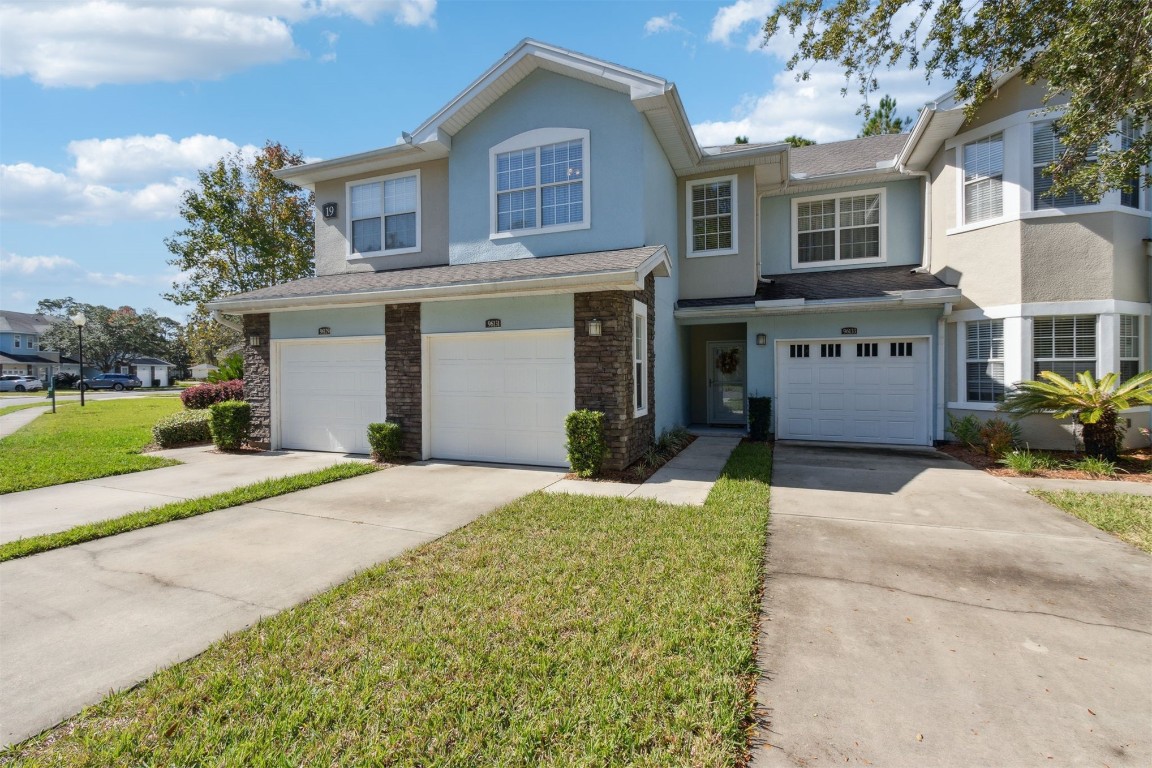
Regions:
[[716, 347, 741, 375]]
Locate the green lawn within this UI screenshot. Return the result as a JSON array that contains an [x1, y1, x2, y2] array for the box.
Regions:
[[0, 398, 184, 494], [0, 443, 773, 767], [0, 462, 378, 562], [1034, 490, 1152, 553]]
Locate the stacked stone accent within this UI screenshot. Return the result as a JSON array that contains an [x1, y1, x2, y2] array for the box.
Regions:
[[242, 313, 272, 449], [385, 303, 422, 457], [573, 273, 656, 471]]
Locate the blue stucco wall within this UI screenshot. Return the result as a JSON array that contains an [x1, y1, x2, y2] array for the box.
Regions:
[[447, 69, 647, 264], [759, 178, 923, 275], [0, 332, 38, 355], [420, 295, 573, 334], [270, 307, 386, 339]]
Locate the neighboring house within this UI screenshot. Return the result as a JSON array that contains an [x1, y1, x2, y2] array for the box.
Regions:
[[207, 40, 1150, 463], [127, 357, 176, 387], [191, 363, 219, 380], [0, 310, 59, 381]]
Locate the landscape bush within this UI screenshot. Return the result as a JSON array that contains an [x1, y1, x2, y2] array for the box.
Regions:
[[152, 410, 212, 448], [978, 417, 1022, 459], [565, 409, 606, 478], [208, 400, 251, 450], [181, 380, 244, 409], [998, 449, 1061, 474], [748, 396, 772, 441], [367, 422, 402, 462]]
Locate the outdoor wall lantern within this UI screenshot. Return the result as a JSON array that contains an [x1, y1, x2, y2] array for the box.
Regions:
[[587, 318, 602, 337], [755, 333, 767, 346]]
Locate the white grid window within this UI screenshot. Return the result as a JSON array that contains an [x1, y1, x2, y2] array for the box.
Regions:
[[1033, 122, 1096, 210], [1033, 315, 1096, 380], [795, 192, 882, 265], [963, 133, 1003, 223], [496, 140, 583, 233], [13, 337, 20, 349], [349, 173, 419, 256], [966, 320, 1005, 402], [1120, 315, 1142, 381], [633, 300, 648, 417], [690, 178, 735, 254], [1119, 118, 1141, 209]]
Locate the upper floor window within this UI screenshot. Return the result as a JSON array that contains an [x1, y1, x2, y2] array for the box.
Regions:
[[1033, 122, 1097, 210], [687, 175, 738, 256], [966, 319, 1005, 402], [348, 170, 420, 257], [792, 189, 885, 267], [1033, 315, 1096, 380], [1120, 315, 1142, 381], [489, 128, 589, 238], [963, 133, 1003, 223], [1119, 118, 1142, 209]]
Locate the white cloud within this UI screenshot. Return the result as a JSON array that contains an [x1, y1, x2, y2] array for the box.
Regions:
[[692, 66, 935, 146], [68, 135, 257, 184], [644, 12, 686, 36], [86, 272, 144, 287], [709, 0, 774, 45], [0, 0, 436, 88], [0, 252, 80, 276]]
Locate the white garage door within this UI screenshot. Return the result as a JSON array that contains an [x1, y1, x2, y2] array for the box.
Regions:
[[277, 338, 386, 454], [429, 329, 574, 467], [776, 337, 930, 445]]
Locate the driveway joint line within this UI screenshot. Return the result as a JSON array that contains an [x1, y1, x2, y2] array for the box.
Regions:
[[770, 570, 1152, 636], [771, 510, 1115, 541], [263, 506, 448, 537]]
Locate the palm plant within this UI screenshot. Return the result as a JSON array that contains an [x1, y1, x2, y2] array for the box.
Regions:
[[999, 370, 1152, 460]]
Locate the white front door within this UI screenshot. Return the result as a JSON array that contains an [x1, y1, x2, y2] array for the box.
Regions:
[[277, 338, 386, 454], [707, 341, 747, 424], [428, 329, 574, 467], [776, 337, 931, 445]]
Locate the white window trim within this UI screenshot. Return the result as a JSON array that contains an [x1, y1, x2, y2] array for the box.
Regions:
[[345, 169, 422, 260], [633, 299, 648, 418], [961, 319, 1007, 406], [790, 187, 887, 269], [686, 174, 739, 257], [488, 127, 591, 240], [959, 132, 1006, 226]]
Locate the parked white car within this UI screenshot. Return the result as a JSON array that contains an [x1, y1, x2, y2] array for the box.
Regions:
[[0, 375, 43, 392]]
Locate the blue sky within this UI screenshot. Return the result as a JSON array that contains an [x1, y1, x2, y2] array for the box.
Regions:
[[0, 0, 940, 321]]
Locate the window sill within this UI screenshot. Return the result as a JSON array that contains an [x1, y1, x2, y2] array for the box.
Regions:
[[1019, 205, 1150, 221], [348, 247, 421, 260], [687, 247, 739, 259], [634, 408, 649, 418], [790, 256, 887, 269], [489, 221, 590, 240], [947, 402, 1002, 412], [946, 216, 1014, 236]]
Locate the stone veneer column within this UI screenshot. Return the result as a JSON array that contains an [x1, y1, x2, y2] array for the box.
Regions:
[[573, 273, 656, 471], [385, 303, 422, 457], [242, 313, 272, 449]]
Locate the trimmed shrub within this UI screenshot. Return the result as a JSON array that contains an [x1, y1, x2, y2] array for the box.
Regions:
[[208, 400, 251, 450], [367, 422, 402, 462], [748, 396, 772, 441], [978, 416, 1022, 459], [152, 410, 212, 447], [181, 380, 244, 409], [565, 409, 606, 478]]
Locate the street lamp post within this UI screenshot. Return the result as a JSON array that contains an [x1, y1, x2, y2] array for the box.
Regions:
[[71, 312, 87, 407]]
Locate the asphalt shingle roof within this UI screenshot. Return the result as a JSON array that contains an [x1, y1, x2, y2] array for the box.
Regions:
[[677, 265, 956, 309], [0, 310, 53, 335], [210, 246, 666, 307], [789, 133, 909, 177]]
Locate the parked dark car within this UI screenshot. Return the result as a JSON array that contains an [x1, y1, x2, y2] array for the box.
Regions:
[[80, 373, 143, 391]]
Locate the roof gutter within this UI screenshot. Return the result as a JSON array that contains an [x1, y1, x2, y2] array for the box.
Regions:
[[210, 309, 243, 333], [674, 288, 962, 321]]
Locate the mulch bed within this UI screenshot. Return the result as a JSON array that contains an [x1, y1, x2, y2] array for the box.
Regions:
[[938, 443, 1152, 484], [564, 434, 698, 485]]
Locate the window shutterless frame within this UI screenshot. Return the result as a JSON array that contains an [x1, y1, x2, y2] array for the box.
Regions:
[[488, 128, 591, 239], [790, 188, 886, 268], [686, 174, 739, 257], [345, 169, 422, 259], [633, 299, 648, 417]]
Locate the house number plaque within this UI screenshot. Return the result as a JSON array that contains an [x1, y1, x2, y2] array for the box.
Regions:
[[318, 327, 332, 335], [485, 319, 502, 328], [322, 202, 338, 219], [840, 327, 858, 335]]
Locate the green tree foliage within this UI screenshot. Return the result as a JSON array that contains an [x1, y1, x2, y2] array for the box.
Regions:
[[783, 135, 816, 147], [859, 94, 912, 136], [37, 298, 180, 373], [764, 0, 1151, 200], [999, 370, 1152, 461], [164, 141, 315, 356], [206, 353, 244, 383], [734, 135, 750, 144]]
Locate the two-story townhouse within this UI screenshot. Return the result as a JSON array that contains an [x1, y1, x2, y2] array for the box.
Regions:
[[0, 310, 60, 381], [208, 41, 1150, 465], [898, 73, 1152, 449]]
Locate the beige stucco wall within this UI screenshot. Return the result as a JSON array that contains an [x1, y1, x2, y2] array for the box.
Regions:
[[1020, 214, 1151, 303], [946, 408, 1152, 452], [677, 166, 758, 301], [960, 77, 1059, 132], [312, 158, 449, 276]]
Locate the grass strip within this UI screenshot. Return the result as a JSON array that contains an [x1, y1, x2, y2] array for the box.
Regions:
[[1033, 489, 1152, 553], [0, 462, 379, 562], [0, 398, 184, 494], [0, 402, 55, 418], [1, 443, 773, 767]]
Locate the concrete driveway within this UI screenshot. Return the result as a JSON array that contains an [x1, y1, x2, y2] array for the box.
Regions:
[[0, 460, 564, 747], [753, 444, 1152, 767]]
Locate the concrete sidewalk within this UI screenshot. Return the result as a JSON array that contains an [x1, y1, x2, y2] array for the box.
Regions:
[[543, 435, 740, 505], [1003, 475, 1152, 496], [0, 460, 564, 746], [0, 446, 372, 544], [753, 444, 1151, 767], [0, 406, 48, 439]]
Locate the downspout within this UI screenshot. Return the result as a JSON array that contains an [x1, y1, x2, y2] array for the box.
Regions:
[[211, 309, 243, 333], [936, 302, 953, 443]]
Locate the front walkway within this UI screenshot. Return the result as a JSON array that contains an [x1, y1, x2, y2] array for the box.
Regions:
[[0, 461, 564, 747], [752, 444, 1151, 767]]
